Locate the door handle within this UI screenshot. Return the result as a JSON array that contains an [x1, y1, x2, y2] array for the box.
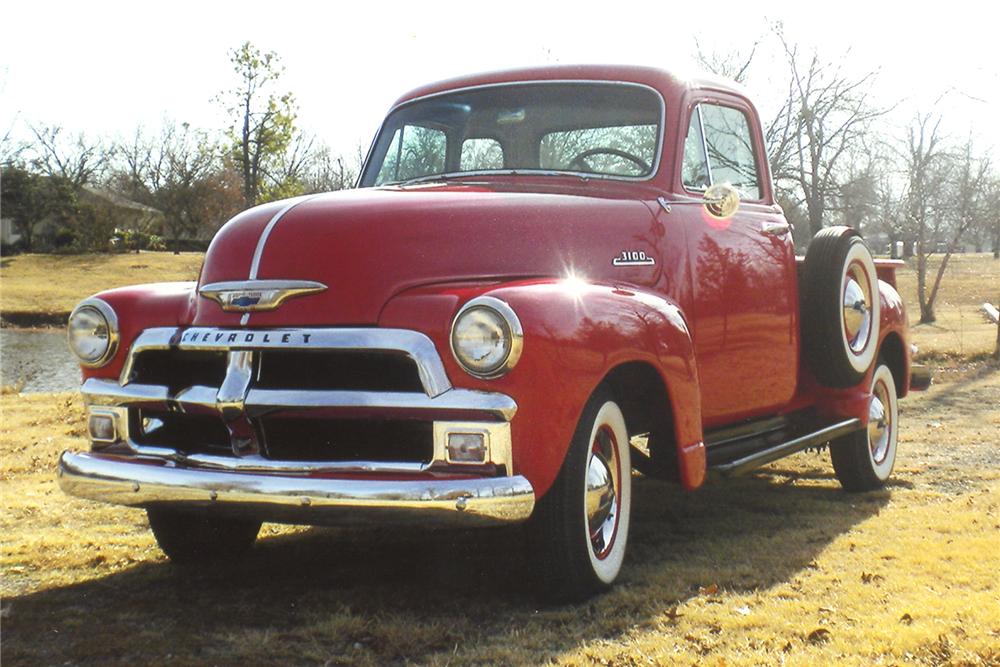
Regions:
[[761, 221, 792, 236]]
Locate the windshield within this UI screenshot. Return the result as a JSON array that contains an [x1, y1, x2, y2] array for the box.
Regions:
[[359, 82, 663, 187]]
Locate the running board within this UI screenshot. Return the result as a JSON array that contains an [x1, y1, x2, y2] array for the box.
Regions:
[[710, 418, 862, 477]]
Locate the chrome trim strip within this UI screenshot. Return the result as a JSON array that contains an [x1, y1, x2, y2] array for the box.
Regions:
[[243, 195, 317, 326], [67, 298, 120, 368], [85, 379, 169, 405], [199, 280, 327, 312], [359, 79, 667, 186], [83, 378, 517, 421], [120, 327, 453, 398], [58, 451, 535, 526], [761, 221, 791, 236], [696, 104, 713, 185], [181, 454, 428, 475], [245, 388, 517, 421], [247, 196, 314, 280]]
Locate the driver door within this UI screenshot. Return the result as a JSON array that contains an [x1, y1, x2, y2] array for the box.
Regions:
[[680, 99, 798, 427]]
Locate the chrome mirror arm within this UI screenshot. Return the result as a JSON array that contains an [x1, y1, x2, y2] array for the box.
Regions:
[[657, 182, 740, 219]]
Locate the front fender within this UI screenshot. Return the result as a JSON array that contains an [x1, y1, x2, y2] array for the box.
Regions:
[[77, 282, 197, 381], [379, 278, 705, 496]]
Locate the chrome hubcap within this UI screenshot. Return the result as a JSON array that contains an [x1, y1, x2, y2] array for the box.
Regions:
[[843, 263, 873, 354], [868, 380, 892, 464], [586, 427, 620, 559]]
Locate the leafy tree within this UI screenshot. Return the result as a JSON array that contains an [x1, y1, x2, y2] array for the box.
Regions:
[[218, 42, 299, 207], [1, 165, 47, 249], [0, 166, 76, 250]]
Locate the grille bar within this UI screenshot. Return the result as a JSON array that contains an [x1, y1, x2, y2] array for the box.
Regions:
[[83, 378, 517, 421]]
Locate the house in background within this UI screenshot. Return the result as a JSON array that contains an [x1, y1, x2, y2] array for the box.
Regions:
[[1, 183, 163, 249]]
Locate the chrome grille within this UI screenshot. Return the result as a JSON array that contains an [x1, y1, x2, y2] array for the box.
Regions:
[[86, 326, 517, 472]]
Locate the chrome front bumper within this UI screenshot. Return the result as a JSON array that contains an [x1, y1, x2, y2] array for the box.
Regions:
[[58, 451, 535, 526]]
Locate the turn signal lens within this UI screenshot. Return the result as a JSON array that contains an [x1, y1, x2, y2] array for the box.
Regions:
[[447, 433, 487, 463]]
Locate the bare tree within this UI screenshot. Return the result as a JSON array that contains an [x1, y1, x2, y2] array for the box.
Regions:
[[111, 122, 242, 247], [892, 114, 992, 324], [301, 143, 360, 193], [1, 121, 26, 167], [692, 29, 875, 222], [775, 29, 891, 237], [263, 132, 316, 199], [694, 37, 759, 84], [29, 124, 108, 187]]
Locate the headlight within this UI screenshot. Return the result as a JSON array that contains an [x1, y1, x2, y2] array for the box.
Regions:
[[450, 296, 523, 379], [67, 298, 119, 367]]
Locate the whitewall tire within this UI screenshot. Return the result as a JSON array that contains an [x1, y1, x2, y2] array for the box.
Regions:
[[529, 389, 633, 601], [831, 363, 898, 491]]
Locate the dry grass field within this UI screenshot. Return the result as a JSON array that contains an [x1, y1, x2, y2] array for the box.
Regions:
[[2, 363, 998, 666], [895, 253, 1000, 360], [0, 252, 204, 323], [1, 252, 998, 665]]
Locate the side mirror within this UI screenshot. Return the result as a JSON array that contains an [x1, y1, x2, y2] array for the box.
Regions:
[[703, 182, 740, 219]]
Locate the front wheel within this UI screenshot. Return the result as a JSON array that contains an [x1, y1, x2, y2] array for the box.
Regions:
[[529, 389, 632, 602], [147, 508, 261, 564], [830, 363, 899, 491]]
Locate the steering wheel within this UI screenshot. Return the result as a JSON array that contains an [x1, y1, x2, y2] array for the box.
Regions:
[[568, 147, 650, 174]]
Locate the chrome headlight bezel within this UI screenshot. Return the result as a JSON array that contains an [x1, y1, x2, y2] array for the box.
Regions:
[[67, 298, 119, 368], [449, 296, 523, 379]]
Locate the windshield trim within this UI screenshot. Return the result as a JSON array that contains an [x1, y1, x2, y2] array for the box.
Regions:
[[357, 79, 667, 187]]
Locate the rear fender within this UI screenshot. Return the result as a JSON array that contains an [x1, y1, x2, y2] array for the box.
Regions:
[[379, 278, 706, 496]]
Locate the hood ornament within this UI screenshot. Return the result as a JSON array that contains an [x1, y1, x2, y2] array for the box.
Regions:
[[199, 280, 327, 312]]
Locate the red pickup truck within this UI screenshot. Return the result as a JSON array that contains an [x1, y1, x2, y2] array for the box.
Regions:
[[59, 65, 930, 601]]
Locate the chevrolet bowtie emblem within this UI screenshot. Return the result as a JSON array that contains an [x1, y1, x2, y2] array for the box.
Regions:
[[199, 280, 327, 312]]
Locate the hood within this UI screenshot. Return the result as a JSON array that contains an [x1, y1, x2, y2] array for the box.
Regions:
[[193, 185, 655, 327]]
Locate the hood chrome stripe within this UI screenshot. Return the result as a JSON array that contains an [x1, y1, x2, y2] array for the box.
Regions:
[[248, 195, 315, 280], [242, 195, 317, 326]]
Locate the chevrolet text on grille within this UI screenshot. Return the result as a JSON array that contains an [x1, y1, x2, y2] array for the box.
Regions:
[[179, 330, 314, 345]]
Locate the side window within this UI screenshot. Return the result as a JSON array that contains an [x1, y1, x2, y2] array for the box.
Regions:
[[699, 104, 762, 199], [374, 125, 447, 185], [682, 109, 710, 191], [460, 137, 504, 171]]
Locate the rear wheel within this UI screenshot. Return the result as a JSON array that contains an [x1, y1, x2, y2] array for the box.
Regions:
[[831, 363, 898, 491], [147, 508, 261, 564], [530, 389, 632, 602]]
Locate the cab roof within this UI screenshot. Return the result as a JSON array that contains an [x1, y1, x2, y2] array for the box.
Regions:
[[391, 64, 748, 109]]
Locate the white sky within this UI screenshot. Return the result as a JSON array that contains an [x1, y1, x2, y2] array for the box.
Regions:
[[2, 0, 997, 164]]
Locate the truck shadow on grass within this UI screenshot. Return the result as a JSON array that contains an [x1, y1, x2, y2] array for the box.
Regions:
[[5, 468, 888, 665]]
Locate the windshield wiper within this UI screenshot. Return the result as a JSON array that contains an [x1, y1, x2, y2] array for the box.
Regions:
[[393, 169, 592, 187]]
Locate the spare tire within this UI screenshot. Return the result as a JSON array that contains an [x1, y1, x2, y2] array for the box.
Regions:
[[801, 226, 880, 388]]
